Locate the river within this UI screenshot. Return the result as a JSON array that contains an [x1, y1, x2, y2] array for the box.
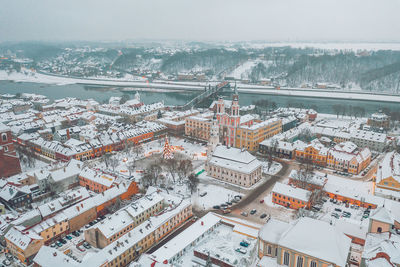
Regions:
[[0, 80, 399, 115]]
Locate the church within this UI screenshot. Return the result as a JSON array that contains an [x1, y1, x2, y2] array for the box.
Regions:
[[205, 114, 263, 187]]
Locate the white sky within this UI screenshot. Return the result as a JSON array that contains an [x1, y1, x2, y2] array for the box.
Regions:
[[0, 0, 399, 42]]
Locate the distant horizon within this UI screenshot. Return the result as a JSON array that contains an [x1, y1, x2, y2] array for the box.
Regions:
[[1, 0, 399, 43]]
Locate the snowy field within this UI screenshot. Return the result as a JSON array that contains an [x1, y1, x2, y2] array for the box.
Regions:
[[0, 70, 203, 90], [229, 60, 260, 80]]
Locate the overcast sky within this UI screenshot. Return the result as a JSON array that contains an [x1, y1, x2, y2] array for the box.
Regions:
[[1, 0, 399, 42]]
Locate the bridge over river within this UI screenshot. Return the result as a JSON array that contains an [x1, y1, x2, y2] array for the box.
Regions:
[[176, 81, 231, 110]]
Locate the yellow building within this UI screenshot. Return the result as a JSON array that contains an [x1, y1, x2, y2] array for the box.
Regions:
[[185, 115, 212, 141], [5, 227, 44, 265], [375, 151, 400, 201], [258, 217, 351, 267], [31, 213, 69, 245], [235, 118, 282, 152]]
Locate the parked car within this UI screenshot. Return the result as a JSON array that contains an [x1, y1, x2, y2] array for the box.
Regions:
[[50, 243, 56, 248], [234, 195, 242, 200], [223, 209, 232, 214], [331, 213, 340, 219], [235, 247, 247, 254], [83, 242, 91, 249], [77, 246, 85, 252], [250, 209, 257, 215], [59, 238, 67, 244], [334, 208, 342, 212], [2, 259, 11, 266], [200, 192, 207, 197], [259, 199, 264, 203], [5, 255, 12, 261], [213, 205, 220, 210], [311, 206, 321, 212], [241, 212, 248, 217], [56, 242, 63, 247], [240, 241, 249, 247], [66, 235, 73, 240], [260, 213, 267, 219], [72, 231, 80, 237]]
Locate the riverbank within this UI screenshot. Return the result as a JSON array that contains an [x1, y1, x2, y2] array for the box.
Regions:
[[2, 70, 400, 103]]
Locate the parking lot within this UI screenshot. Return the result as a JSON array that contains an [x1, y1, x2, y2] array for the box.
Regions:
[[48, 216, 108, 263], [318, 198, 371, 221], [0, 252, 24, 267]]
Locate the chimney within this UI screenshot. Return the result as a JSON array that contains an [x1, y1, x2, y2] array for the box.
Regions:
[[64, 167, 66, 172], [66, 129, 71, 140]]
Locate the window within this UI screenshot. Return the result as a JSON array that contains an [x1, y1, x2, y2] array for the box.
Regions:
[[283, 251, 290, 266], [267, 245, 272, 255], [297, 256, 303, 267], [1, 133, 7, 142], [377, 227, 382, 233], [310, 261, 317, 267]]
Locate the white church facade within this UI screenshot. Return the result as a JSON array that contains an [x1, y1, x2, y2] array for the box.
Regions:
[[205, 114, 263, 187]]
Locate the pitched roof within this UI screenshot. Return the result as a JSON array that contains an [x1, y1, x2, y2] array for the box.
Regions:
[[370, 206, 395, 225], [278, 217, 351, 267]]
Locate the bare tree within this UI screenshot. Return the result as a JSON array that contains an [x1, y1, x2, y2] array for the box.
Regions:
[[309, 189, 324, 208], [142, 163, 162, 188], [166, 158, 178, 183], [298, 128, 313, 143], [177, 160, 193, 182], [131, 144, 144, 158], [109, 157, 119, 172], [297, 158, 314, 189], [127, 160, 136, 177], [103, 153, 112, 168], [187, 173, 199, 194], [266, 138, 279, 171]]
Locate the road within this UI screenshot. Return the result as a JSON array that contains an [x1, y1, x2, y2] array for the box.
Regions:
[[232, 161, 289, 211], [196, 154, 380, 225], [193, 160, 293, 221]]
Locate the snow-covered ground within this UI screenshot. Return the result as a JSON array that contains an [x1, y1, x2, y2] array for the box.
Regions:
[[261, 161, 282, 176], [0, 70, 204, 90], [20, 157, 50, 172], [244, 42, 400, 51], [229, 60, 259, 80], [93, 137, 207, 175], [263, 192, 296, 222], [176, 223, 257, 267], [192, 183, 243, 210], [238, 86, 400, 103]]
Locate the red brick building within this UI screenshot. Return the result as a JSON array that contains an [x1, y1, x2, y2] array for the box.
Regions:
[[0, 123, 21, 177]]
